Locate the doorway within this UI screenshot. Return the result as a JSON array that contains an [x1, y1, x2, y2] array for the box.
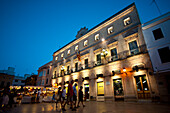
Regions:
[[113, 78, 124, 101], [134, 75, 150, 99], [84, 84, 89, 100]]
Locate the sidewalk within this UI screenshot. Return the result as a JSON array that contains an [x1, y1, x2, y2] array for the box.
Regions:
[[2, 101, 170, 113]]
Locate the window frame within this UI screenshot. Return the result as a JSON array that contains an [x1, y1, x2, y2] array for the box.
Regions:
[[123, 17, 131, 26], [95, 34, 100, 41], [107, 26, 114, 34], [152, 28, 164, 40]]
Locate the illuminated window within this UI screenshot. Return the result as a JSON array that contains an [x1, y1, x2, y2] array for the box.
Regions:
[[95, 34, 99, 41], [124, 17, 131, 26], [108, 26, 113, 34], [75, 45, 79, 51], [61, 53, 64, 58], [55, 57, 58, 61], [67, 49, 70, 55], [128, 40, 139, 55], [84, 40, 88, 46]]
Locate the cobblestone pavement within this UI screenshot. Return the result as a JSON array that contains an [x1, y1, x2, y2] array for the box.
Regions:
[[1, 101, 170, 113]]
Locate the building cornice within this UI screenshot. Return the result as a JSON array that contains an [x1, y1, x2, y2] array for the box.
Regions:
[[53, 3, 136, 56]]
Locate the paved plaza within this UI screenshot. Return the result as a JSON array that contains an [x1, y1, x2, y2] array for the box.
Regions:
[[1, 101, 170, 113]]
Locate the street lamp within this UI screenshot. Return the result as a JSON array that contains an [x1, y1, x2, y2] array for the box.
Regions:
[[101, 48, 108, 58]]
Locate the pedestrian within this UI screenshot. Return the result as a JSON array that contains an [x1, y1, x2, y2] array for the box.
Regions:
[[55, 87, 62, 108], [61, 86, 66, 111], [73, 83, 77, 108], [77, 86, 85, 107], [1, 91, 9, 108], [52, 92, 55, 102], [68, 80, 76, 111]]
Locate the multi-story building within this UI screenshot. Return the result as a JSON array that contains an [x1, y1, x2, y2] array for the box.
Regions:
[[0, 73, 14, 88], [12, 76, 25, 86], [37, 61, 52, 86], [50, 3, 158, 102], [0, 67, 15, 76], [142, 12, 170, 102], [25, 74, 38, 86]]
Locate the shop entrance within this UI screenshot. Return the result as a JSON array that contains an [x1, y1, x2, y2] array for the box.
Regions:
[[113, 78, 124, 101], [97, 82, 104, 96], [84, 84, 89, 100], [134, 75, 150, 99]]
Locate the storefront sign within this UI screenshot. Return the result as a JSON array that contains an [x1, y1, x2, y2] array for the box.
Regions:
[[106, 81, 110, 85]]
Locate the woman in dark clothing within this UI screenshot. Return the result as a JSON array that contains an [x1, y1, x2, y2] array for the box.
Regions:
[[77, 86, 85, 107]]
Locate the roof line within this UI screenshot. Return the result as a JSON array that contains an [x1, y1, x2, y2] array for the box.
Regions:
[[53, 2, 135, 55]]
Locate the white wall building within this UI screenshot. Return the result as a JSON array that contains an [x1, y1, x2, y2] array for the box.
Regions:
[[142, 12, 170, 102]]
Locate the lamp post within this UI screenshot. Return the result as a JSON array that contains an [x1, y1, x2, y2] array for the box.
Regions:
[[101, 48, 108, 64], [101, 48, 108, 58]]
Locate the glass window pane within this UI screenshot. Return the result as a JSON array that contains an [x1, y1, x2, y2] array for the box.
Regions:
[[141, 76, 149, 91], [113, 79, 124, 96], [135, 76, 142, 91]]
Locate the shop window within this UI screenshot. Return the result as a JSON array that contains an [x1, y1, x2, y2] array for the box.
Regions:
[[96, 54, 101, 65], [158, 47, 170, 63], [110, 48, 118, 61], [124, 17, 131, 26], [84, 40, 88, 46], [128, 40, 139, 55], [95, 34, 99, 41], [113, 79, 124, 96], [152, 28, 164, 40], [108, 26, 113, 34], [97, 82, 104, 96]]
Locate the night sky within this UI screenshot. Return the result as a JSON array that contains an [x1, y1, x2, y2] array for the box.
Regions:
[[0, 0, 169, 76]]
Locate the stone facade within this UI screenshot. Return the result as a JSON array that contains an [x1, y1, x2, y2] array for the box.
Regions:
[[49, 3, 158, 102]]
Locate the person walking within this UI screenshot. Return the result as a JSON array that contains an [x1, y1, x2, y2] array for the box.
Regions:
[[68, 80, 76, 111], [61, 86, 66, 111], [73, 83, 77, 108], [77, 86, 85, 107], [55, 87, 62, 108]]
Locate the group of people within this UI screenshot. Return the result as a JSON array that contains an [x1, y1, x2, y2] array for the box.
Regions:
[[52, 80, 85, 111], [0, 87, 17, 109]]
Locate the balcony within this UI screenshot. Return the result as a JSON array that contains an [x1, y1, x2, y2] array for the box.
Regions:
[[53, 45, 147, 76]]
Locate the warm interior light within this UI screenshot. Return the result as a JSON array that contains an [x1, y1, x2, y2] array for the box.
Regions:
[[102, 38, 105, 41], [123, 68, 126, 72]]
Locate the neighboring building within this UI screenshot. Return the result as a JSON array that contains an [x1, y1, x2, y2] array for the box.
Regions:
[[37, 61, 52, 86], [24, 74, 31, 79], [12, 76, 25, 86], [25, 74, 38, 86], [50, 3, 158, 102], [0, 67, 15, 76], [0, 73, 14, 88], [142, 12, 170, 102]]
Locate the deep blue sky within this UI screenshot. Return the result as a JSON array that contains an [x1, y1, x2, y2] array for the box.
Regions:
[[0, 0, 169, 76]]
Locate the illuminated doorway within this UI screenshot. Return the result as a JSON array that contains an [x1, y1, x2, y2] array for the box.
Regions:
[[134, 75, 150, 99], [97, 82, 104, 96], [113, 78, 124, 101]]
